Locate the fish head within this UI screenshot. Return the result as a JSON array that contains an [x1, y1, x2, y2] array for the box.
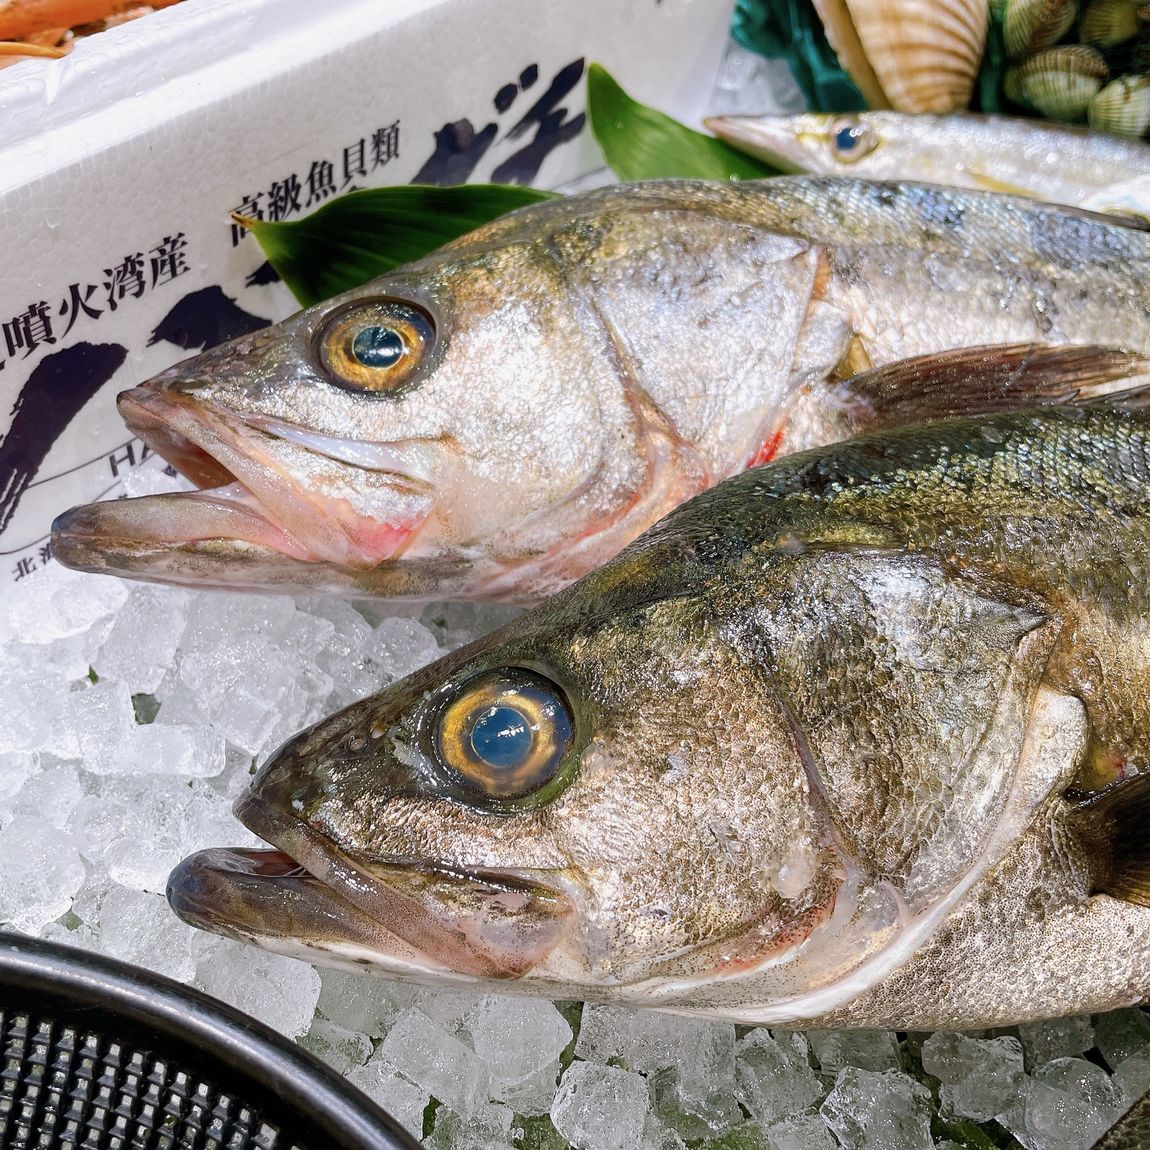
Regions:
[[167, 538, 845, 997], [703, 112, 929, 181], [51, 194, 689, 601]]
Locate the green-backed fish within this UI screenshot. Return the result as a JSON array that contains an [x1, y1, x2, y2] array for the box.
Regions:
[[707, 112, 1150, 216], [170, 362, 1150, 1031], [53, 178, 1150, 601]]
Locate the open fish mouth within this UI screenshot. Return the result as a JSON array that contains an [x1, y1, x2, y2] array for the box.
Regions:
[[167, 792, 578, 981], [52, 385, 436, 581]]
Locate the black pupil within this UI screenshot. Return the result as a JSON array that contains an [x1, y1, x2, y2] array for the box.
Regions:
[[352, 325, 406, 368], [835, 125, 863, 152]]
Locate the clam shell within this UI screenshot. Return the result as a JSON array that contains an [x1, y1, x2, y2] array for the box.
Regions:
[[814, 0, 989, 113], [1080, 0, 1143, 46], [811, 0, 891, 108], [1088, 72, 1150, 134], [1003, 0, 1078, 58], [1009, 45, 1109, 120]]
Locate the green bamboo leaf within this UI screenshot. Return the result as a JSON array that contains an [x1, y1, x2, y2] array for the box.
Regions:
[[246, 183, 560, 307], [587, 61, 778, 182]]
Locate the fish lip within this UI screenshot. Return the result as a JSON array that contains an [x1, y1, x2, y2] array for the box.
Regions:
[[199, 789, 575, 979], [703, 115, 808, 173], [109, 384, 435, 568]]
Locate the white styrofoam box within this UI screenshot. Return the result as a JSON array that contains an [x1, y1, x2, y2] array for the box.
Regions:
[[0, 0, 733, 588]]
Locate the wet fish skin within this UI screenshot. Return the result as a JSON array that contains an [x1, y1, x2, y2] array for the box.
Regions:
[[53, 177, 1150, 601], [707, 111, 1150, 215], [169, 396, 1150, 1029]]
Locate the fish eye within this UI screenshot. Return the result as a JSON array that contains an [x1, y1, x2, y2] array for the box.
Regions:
[[830, 117, 877, 162], [435, 669, 575, 801], [318, 299, 435, 395]]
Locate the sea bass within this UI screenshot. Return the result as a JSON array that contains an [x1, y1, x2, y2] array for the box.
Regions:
[[707, 112, 1150, 217], [170, 387, 1150, 1030], [53, 178, 1150, 602]]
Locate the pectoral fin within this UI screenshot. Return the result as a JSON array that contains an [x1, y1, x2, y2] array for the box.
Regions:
[[831, 343, 1150, 432], [1072, 772, 1150, 908]]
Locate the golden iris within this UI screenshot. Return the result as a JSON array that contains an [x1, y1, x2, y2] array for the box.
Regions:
[[318, 300, 435, 394], [435, 669, 574, 799]]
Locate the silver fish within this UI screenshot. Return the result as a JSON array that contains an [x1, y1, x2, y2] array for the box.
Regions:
[[707, 111, 1150, 216], [52, 178, 1150, 601], [170, 362, 1150, 1031]]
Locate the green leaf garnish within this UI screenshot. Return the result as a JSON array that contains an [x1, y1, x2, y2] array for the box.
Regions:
[[247, 184, 559, 307], [586, 61, 778, 181]]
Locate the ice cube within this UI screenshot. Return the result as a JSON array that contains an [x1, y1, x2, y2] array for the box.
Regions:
[[0, 674, 79, 757], [364, 616, 441, 682], [1114, 1054, 1150, 1107], [308, 599, 377, 704], [117, 721, 226, 778], [735, 1030, 825, 1126], [649, 1066, 743, 1141], [819, 1067, 933, 1150], [767, 1113, 837, 1150], [13, 763, 81, 829], [96, 885, 199, 982], [575, 1004, 735, 1093], [74, 775, 254, 891], [0, 750, 39, 821], [343, 1055, 429, 1139], [0, 820, 85, 932], [95, 584, 189, 693], [178, 638, 292, 754], [1017, 1015, 1095, 1069], [920, 1032, 1024, 1121], [1094, 1008, 1150, 1070], [469, 995, 573, 1087], [67, 677, 136, 771], [315, 967, 407, 1035], [640, 1115, 688, 1150], [376, 1008, 490, 1117], [496, 1058, 562, 1117], [195, 936, 320, 1038], [808, 1030, 900, 1076], [297, 1018, 373, 1076], [550, 1061, 650, 1150], [424, 1103, 515, 1150], [997, 1077, 1106, 1150], [1, 561, 128, 646], [1033, 1057, 1126, 1124]]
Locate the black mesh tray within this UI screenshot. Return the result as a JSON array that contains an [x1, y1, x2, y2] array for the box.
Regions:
[[0, 932, 419, 1150]]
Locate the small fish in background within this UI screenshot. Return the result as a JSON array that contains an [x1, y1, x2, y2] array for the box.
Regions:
[[707, 111, 1150, 216], [50, 177, 1150, 601], [167, 353, 1150, 1031]]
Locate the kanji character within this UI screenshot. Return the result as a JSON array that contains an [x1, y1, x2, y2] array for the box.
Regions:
[[149, 234, 190, 287], [103, 253, 147, 311], [266, 175, 302, 222], [342, 139, 367, 187], [3, 302, 55, 359], [306, 159, 336, 207], [230, 192, 265, 246], [58, 283, 102, 338], [371, 121, 400, 170]]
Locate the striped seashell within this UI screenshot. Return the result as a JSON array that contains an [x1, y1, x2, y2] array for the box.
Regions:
[[813, 0, 989, 113], [1007, 45, 1110, 120], [1080, 0, 1144, 46], [1088, 73, 1150, 134], [1003, 0, 1078, 58]]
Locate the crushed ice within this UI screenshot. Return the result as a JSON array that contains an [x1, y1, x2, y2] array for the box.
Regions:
[[2, 464, 1148, 1150]]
